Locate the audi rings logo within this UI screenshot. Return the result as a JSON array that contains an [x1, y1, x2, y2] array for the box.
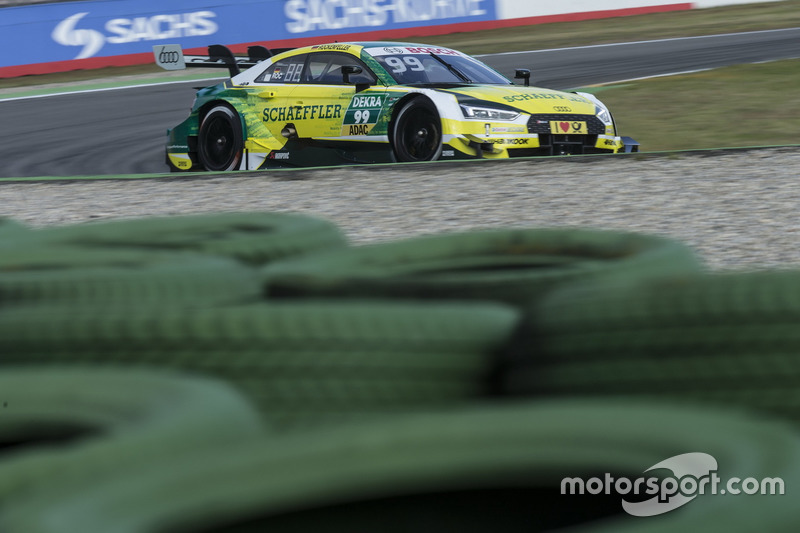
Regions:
[[154, 45, 185, 70], [158, 48, 181, 64]]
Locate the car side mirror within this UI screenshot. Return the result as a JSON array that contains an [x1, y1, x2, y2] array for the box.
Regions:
[[514, 69, 531, 86], [342, 65, 363, 84], [342, 65, 372, 92]]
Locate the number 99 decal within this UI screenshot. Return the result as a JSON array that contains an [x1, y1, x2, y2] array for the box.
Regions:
[[384, 56, 425, 73], [353, 110, 371, 124]]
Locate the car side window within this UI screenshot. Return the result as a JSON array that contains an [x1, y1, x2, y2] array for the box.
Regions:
[[255, 54, 307, 83], [302, 53, 375, 85]]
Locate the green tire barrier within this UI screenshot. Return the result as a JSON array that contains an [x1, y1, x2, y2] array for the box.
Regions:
[[1, 400, 797, 533], [262, 228, 703, 306], [0, 218, 30, 241], [0, 301, 519, 427], [502, 270, 800, 422], [27, 212, 348, 265], [0, 367, 265, 501], [0, 246, 262, 305]]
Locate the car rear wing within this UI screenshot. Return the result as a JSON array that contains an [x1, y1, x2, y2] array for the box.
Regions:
[[153, 44, 287, 77]]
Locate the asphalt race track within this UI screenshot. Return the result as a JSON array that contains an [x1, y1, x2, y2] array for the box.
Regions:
[[476, 27, 800, 88], [1, 28, 799, 178]]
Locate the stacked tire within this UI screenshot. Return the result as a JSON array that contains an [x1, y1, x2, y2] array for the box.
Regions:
[[262, 227, 704, 305], [501, 270, 800, 423], [1, 401, 797, 533], [1, 210, 798, 531]]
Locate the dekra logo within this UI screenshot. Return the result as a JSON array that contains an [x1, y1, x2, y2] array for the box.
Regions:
[[52, 11, 218, 60], [352, 96, 382, 108]]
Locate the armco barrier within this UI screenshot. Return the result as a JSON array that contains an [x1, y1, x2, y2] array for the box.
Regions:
[[0, 0, 784, 78]]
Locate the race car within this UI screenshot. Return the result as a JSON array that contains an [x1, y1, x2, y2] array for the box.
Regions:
[[154, 42, 638, 171]]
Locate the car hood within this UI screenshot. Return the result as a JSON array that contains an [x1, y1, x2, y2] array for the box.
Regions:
[[440, 85, 596, 115]]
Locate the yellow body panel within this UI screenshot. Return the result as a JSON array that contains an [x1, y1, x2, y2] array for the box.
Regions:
[[443, 85, 596, 115], [168, 154, 193, 170], [284, 85, 351, 137]]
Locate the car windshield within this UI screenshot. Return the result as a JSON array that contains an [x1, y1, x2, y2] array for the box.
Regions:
[[368, 47, 511, 85]]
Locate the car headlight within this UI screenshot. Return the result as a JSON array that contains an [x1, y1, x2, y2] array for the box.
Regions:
[[460, 105, 520, 121], [595, 103, 613, 127]]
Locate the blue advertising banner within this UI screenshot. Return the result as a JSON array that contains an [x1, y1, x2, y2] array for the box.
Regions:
[[0, 0, 498, 71], [282, 0, 497, 35]]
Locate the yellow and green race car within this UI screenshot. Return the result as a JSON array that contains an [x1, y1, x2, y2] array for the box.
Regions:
[[154, 41, 638, 171]]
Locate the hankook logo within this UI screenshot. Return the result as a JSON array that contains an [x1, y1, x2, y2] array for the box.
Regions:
[[52, 11, 218, 60]]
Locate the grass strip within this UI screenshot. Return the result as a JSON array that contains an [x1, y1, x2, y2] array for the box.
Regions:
[[590, 58, 800, 151]]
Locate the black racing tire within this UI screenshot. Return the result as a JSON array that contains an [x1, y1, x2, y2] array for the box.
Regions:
[[0, 367, 264, 502], [391, 97, 443, 162], [0, 301, 519, 427], [28, 212, 348, 266], [501, 270, 800, 422], [198, 104, 244, 172], [262, 228, 704, 306], [4, 400, 798, 533]]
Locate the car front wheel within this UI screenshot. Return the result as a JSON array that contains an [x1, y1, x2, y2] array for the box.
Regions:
[[392, 98, 443, 162]]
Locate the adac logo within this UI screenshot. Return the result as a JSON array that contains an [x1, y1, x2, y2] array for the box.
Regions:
[[51, 11, 218, 60], [52, 13, 104, 60]]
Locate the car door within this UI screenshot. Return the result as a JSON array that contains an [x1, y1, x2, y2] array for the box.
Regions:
[[246, 53, 308, 142], [285, 51, 385, 140]]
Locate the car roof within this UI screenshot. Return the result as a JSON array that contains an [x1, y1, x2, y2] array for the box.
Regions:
[[272, 42, 462, 59], [350, 41, 459, 49]]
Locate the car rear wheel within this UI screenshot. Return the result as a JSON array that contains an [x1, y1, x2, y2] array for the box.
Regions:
[[392, 98, 443, 162], [198, 105, 243, 171]]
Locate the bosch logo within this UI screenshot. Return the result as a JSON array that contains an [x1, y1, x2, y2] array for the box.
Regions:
[[384, 47, 405, 54], [158, 48, 181, 64]]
